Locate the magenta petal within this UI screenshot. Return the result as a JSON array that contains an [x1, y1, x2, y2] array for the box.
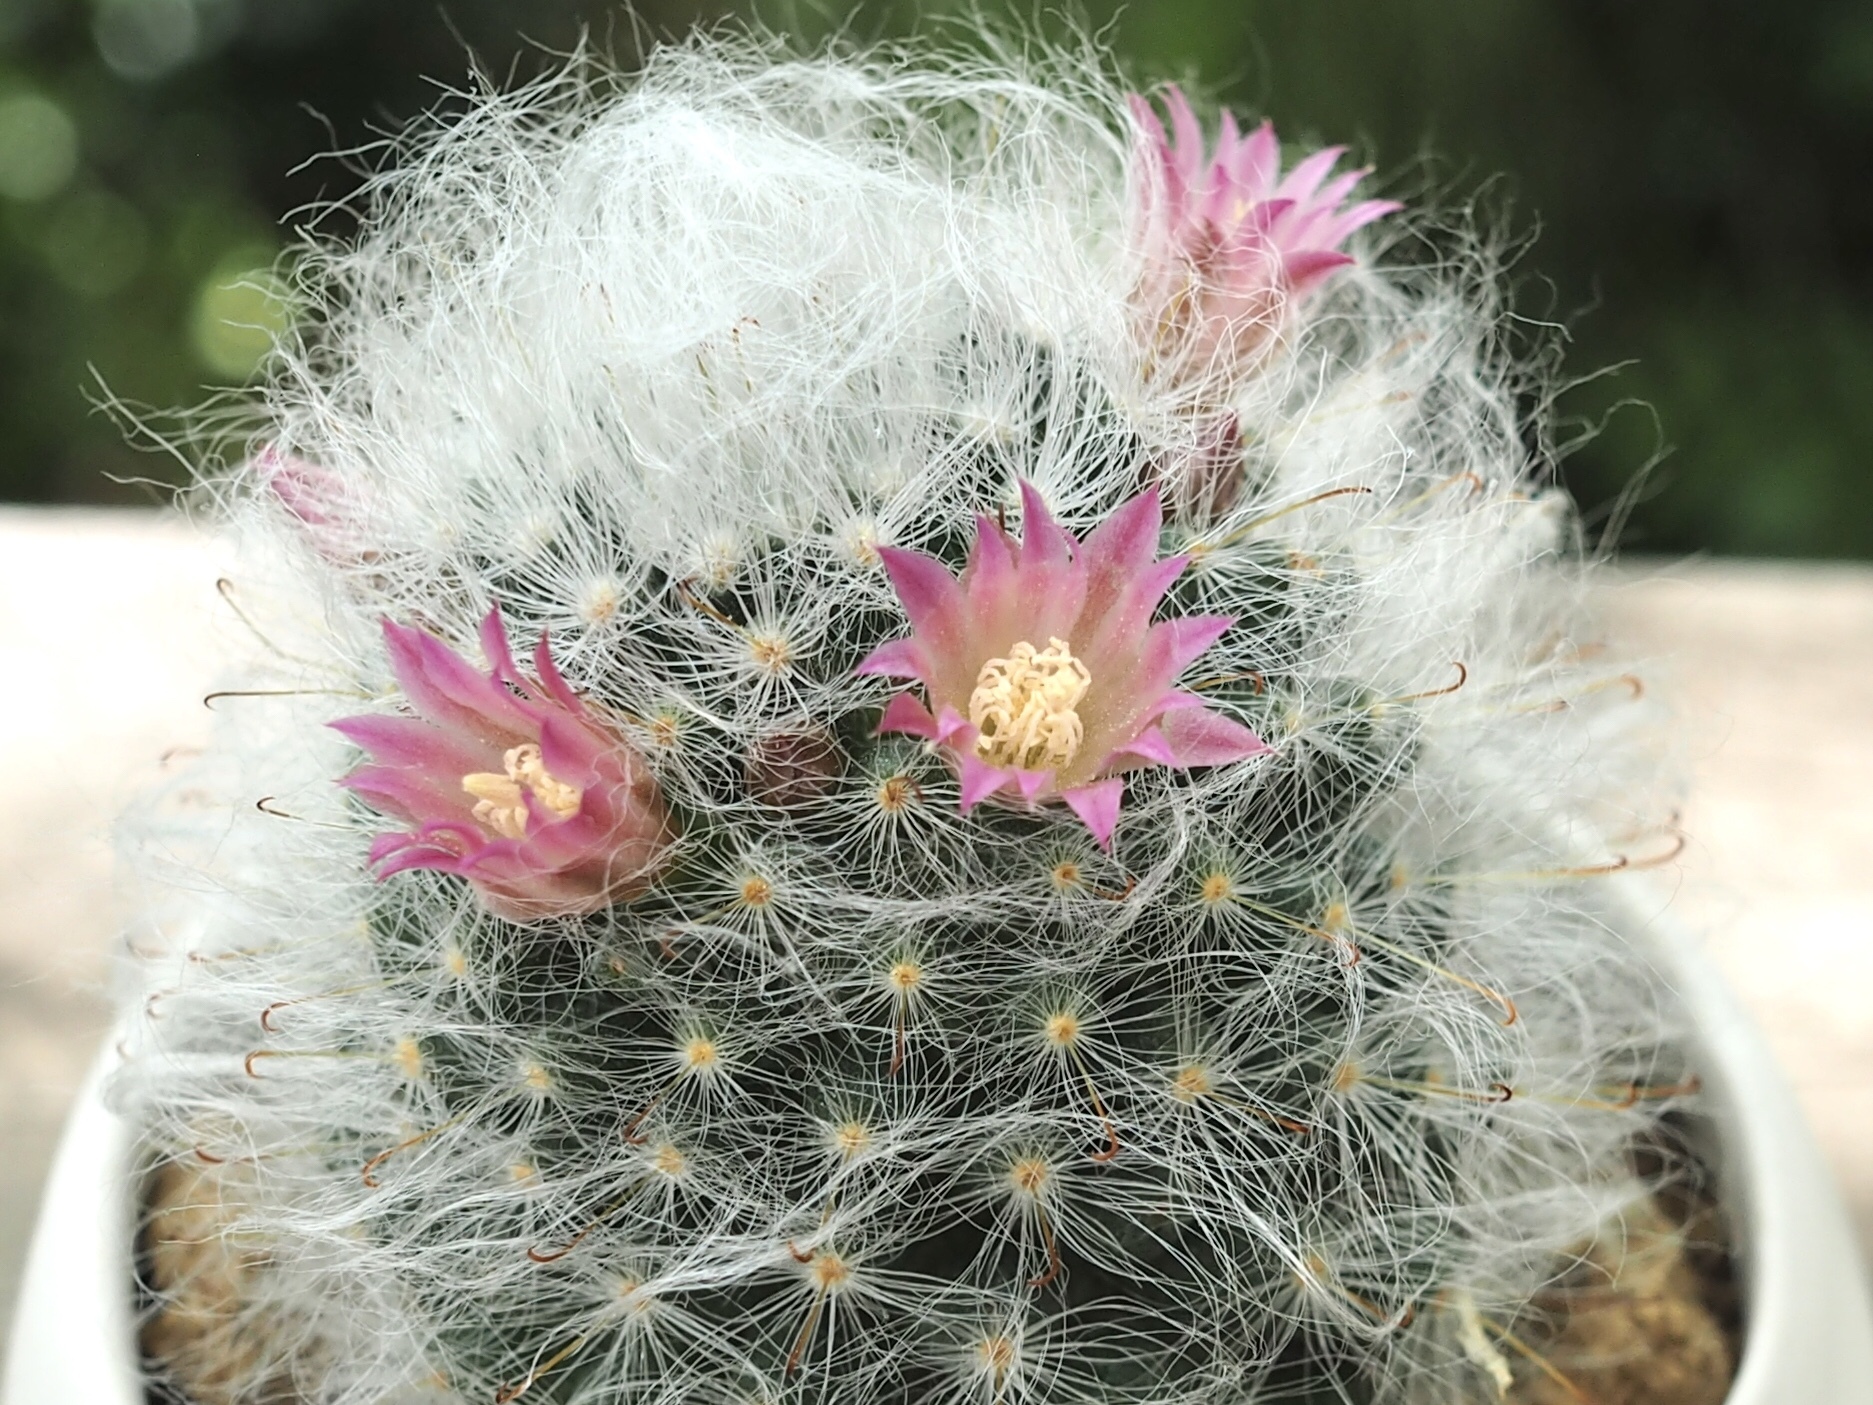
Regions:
[[1138, 615, 1237, 693], [1016, 481, 1078, 571], [1275, 145, 1347, 204], [535, 712, 603, 788], [531, 630, 584, 713], [1286, 240, 1356, 270], [857, 636, 930, 680], [933, 705, 974, 746], [480, 609, 521, 685], [1281, 250, 1356, 295], [1082, 553, 1189, 669], [342, 767, 457, 825], [1240, 119, 1279, 194], [1311, 168, 1367, 213], [382, 618, 532, 738], [876, 547, 968, 655], [1154, 689, 1207, 713], [1165, 87, 1206, 186], [1317, 199, 1402, 247], [1104, 725, 1179, 770], [877, 692, 940, 740], [330, 715, 483, 776], [1062, 779, 1126, 851], [1129, 93, 1168, 153], [371, 822, 479, 869], [958, 755, 1012, 812], [1161, 707, 1272, 767], [1012, 767, 1051, 801], [1078, 484, 1163, 584]]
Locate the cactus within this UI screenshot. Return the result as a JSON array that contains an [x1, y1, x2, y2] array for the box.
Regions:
[[121, 37, 1694, 1405]]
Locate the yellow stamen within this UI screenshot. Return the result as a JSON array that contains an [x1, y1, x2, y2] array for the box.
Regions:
[[969, 638, 1091, 772], [462, 743, 583, 839]]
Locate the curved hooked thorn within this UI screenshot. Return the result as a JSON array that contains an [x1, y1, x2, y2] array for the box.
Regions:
[[205, 687, 362, 709], [1393, 660, 1467, 704], [527, 1225, 595, 1265], [674, 578, 743, 632], [255, 796, 351, 831], [888, 1025, 907, 1079], [1190, 670, 1266, 695], [1026, 1207, 1064, 1289], [1215, 485, 1375, 547], [1027, 1249, 1062, 1289], [1627, 831, 1687, 871]]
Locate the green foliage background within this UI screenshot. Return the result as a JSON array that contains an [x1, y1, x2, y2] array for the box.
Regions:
[[2, 0, 1868, 556]]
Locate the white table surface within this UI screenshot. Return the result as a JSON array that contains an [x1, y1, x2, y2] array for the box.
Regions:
[[1, 508, 1869, 1364]]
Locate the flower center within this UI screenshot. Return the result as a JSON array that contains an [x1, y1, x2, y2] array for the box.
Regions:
[[969, 637, 1091, 773], [461, 743, 583, 839]]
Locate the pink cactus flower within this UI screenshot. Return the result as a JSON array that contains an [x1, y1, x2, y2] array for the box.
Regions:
[[333, 609, 673, 921], [256, 446, 370, 565], [1129, 86, 1400, 381], [858, 482, 1271, 849]]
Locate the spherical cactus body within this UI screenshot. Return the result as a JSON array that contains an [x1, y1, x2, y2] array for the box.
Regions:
[[121, 39, 1692, 1405]]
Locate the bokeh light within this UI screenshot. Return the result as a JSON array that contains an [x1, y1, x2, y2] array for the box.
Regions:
[[189, 246, 286, 378], [0, 90, 77, 201]]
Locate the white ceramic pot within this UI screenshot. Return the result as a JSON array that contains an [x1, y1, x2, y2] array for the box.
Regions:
[[3, 1045, 140, 1405], [6, 887, 1873, 1405]]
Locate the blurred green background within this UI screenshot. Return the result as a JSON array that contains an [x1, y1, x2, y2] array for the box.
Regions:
[[2, 0, 1869, 556]]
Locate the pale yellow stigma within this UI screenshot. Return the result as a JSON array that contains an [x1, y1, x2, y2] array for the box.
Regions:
[[1007, 1156, 1051, 1198], [393, 1037, 424, 1081], [682, 1037, 719, 1072], [887, 961, 924, 994], [875, 774, 917, 814], [832, 1120, 872, 1160], [748, 632, 792, 675], [1170, 1065, 1212, 1103], [461, 743, 582, 839], [975, 1335, 1016, 1381], [1199, 871, 1234, 908], [650, 1143, 687, 1179], [1041, 1011, 1081, 1048], [969, 637, 1091, 772], [808, 1251, 853, 1293]]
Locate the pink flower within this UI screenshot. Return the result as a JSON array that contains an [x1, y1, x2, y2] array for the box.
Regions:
[[333, 610, 673, 921], [256, 446, 375, 566], [857, 483, 1271, 849], [1129, 86, 1399, 381]]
